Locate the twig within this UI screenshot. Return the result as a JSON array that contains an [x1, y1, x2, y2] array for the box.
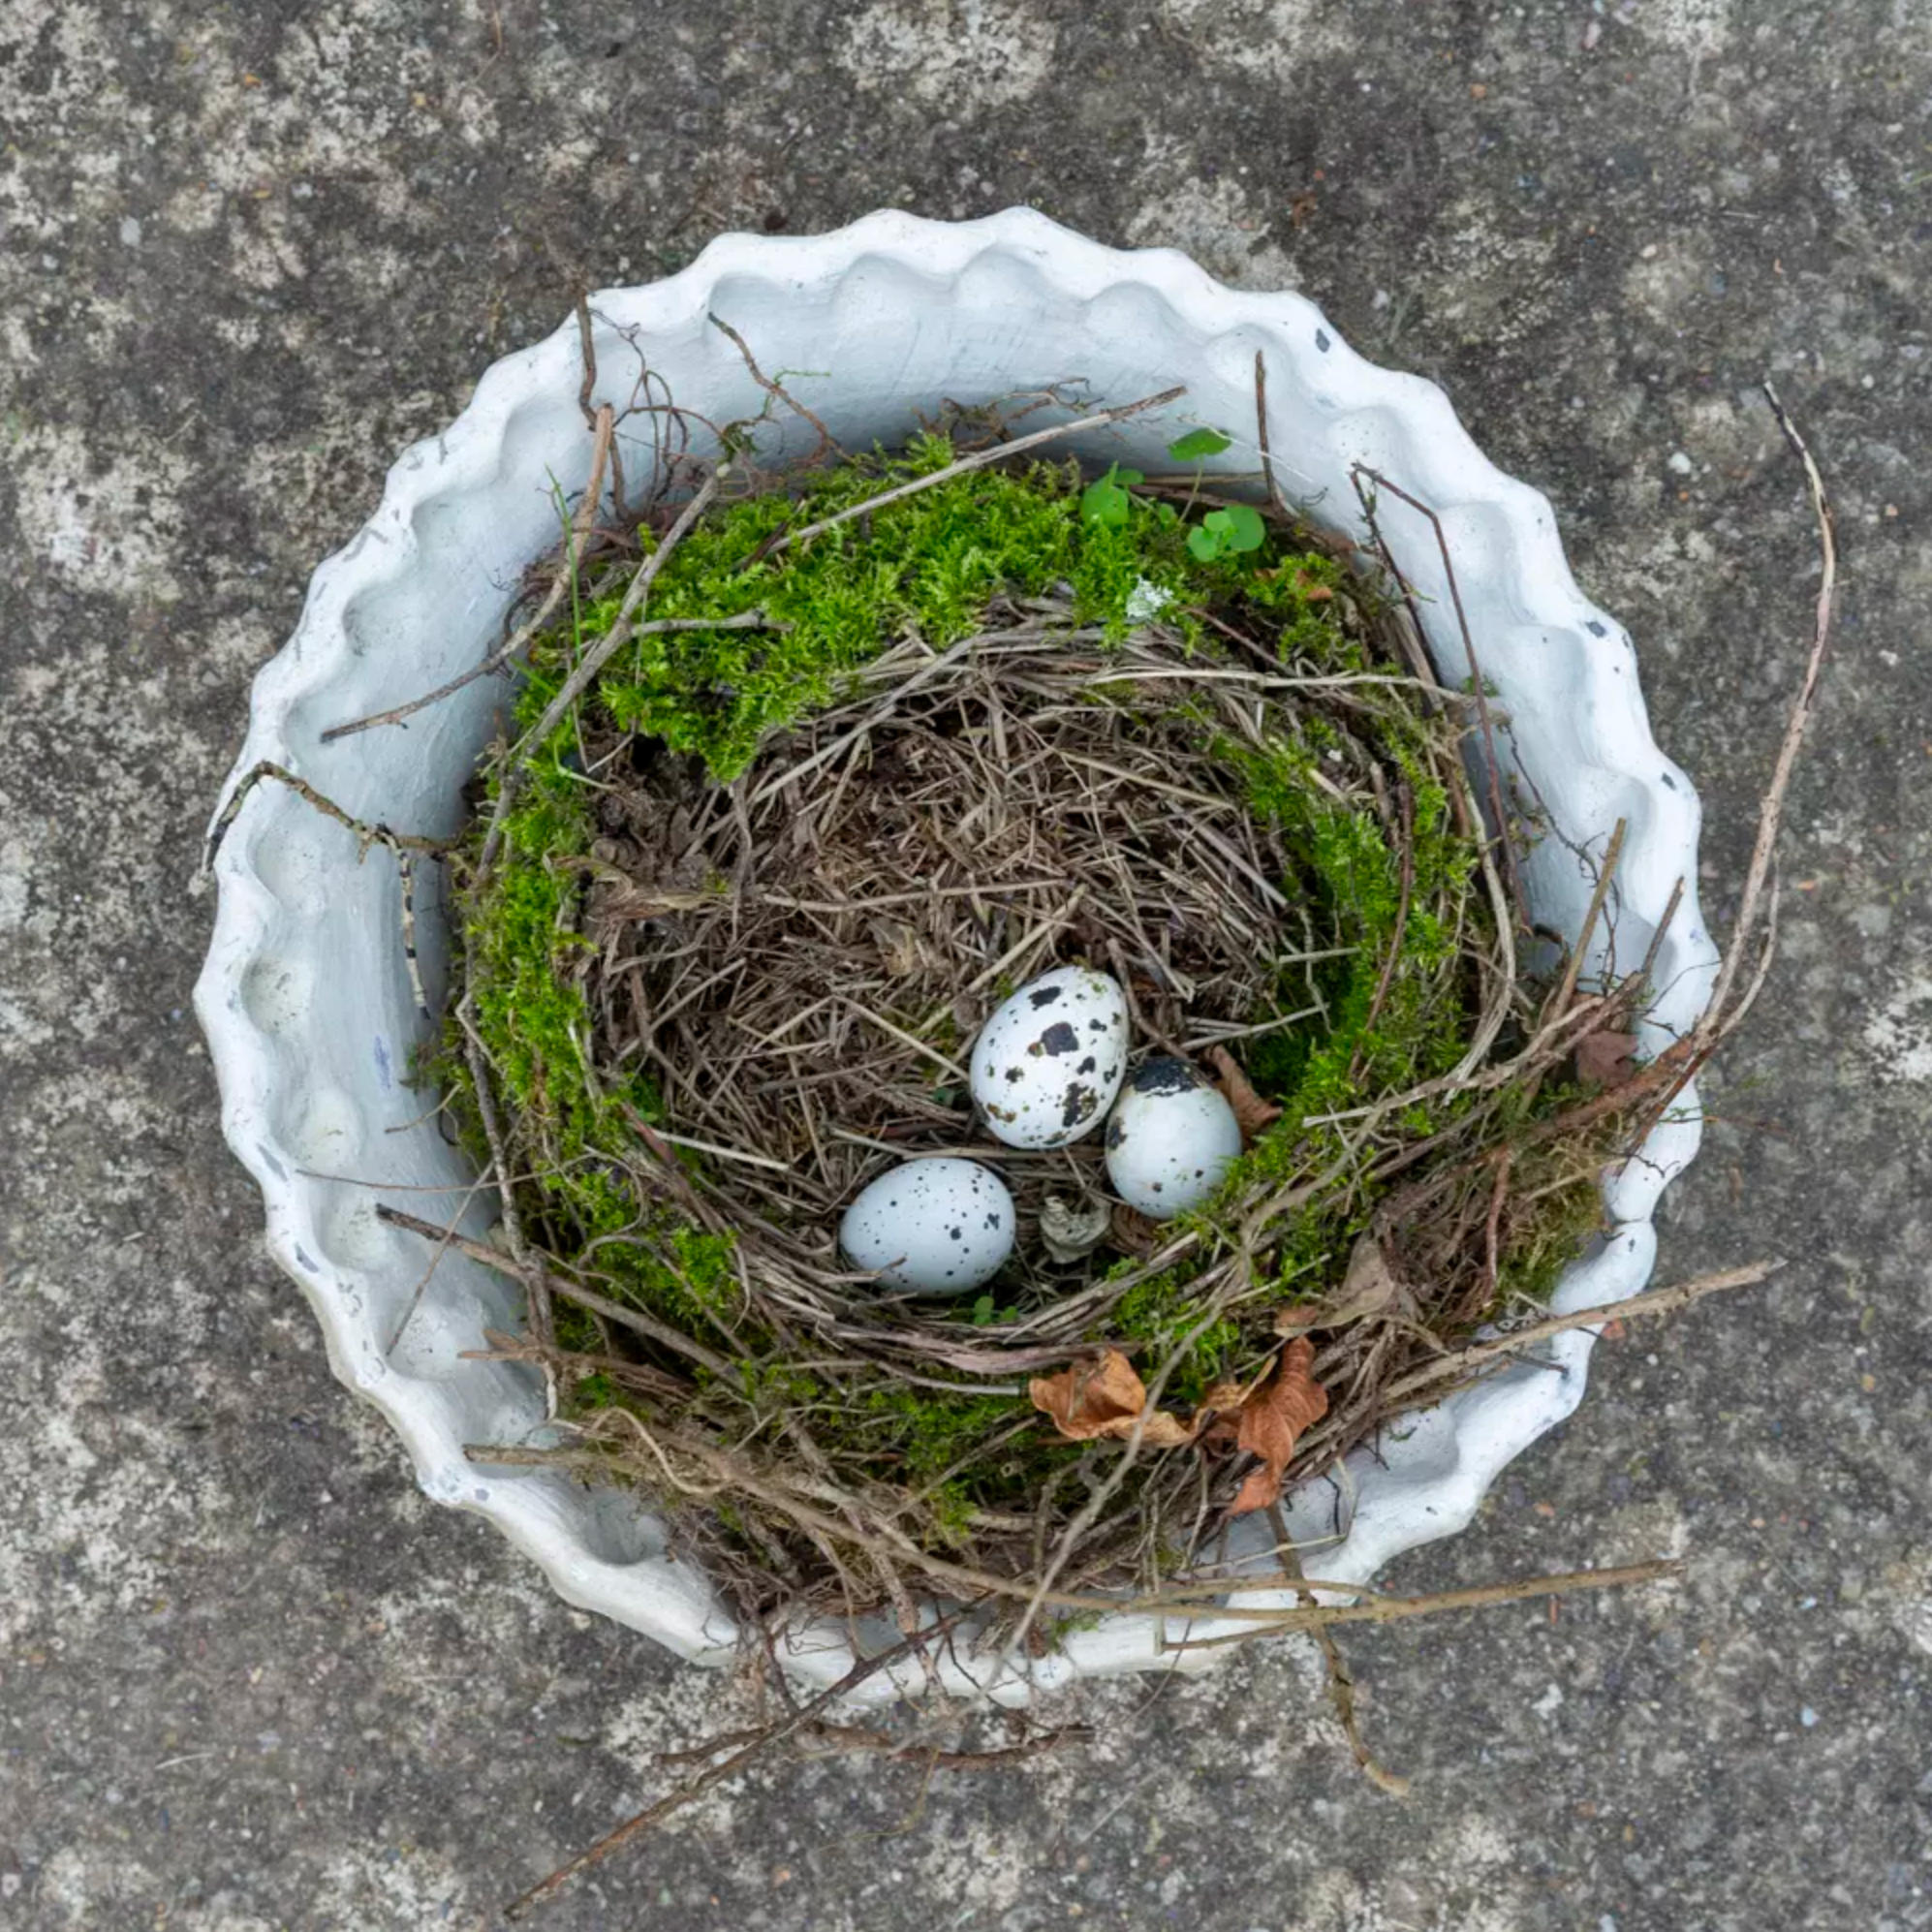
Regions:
[[1705, 383, 1835, 1023], [1165, 1558, 1684, 1651], [1350, 465, 1527, 917], [1381, 1260, 1778, 1406], [324, 608, 771, 743], [458, 999, 551, 1347], [477, 474, 721, 875], [1553, 817, 1627, 1014], [376, 1202, 733, 1376], [1254, 350, 1283, 515], [1269, 1505, 1411, 1797], [394, 851, 429, 1014], [502, 1607, 982, 1918], [203, 760, 451, 873], [327, 399, 621, 746], [762, 386, 1187, 559], [575, 292, 598, 429]]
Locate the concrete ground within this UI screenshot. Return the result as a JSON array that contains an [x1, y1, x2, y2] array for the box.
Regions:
[[4, 1, 1930, 1926]]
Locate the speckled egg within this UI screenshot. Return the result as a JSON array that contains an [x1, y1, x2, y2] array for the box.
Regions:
[[838, 1157, 1015, 1294], [1104, 1057, 1243, 1219], [968, 965, 1129, 1150]]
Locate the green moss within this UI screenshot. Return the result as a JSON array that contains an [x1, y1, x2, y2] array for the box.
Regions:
[[529, 443, 1214, 783], [443, 437, 1602, 1542]]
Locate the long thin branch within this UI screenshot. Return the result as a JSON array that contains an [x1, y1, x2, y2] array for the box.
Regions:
[[761, 386, 1187, 560], [323, 609, 770, 742], [503, 1607, 982, 1919], [376, 1201, 733, 1376], [1704, 383, 1836, 1022], [202, 760, 452, 873], [1380, 1260, 1778, 1406], [325, 405, 616, 742], [477, 473, 721, 875], [1164, 1558, 1683, 1651], [457, 999, 551, 1347]]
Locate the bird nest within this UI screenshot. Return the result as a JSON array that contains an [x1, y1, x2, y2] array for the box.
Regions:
[[345, 410, 1697, 1642]]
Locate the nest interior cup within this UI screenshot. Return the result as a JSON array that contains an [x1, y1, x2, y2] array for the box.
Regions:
[[196, 208, 1719, 1706]]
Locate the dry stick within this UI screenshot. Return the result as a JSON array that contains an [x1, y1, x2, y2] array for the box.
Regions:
[[1346, 781, 1415, 1084], [1268, 1503, 1412, 1799], [1349, 472, 1448, 711], [574, 291, 599, 428], [1351, 464, 1527, 919], [324, 608, 770, 743], [202, 763, 447, 1010], [377, 1202, 735, 1376], [394, 850, 428, 1014], [1636, 874, 1688, 994], [202, 760, 452, 873], [458, 999, 552, 1348], [1254, 349, 1283, 514], [477, 473, 722, 876], [323, 404, 616, 742], [1553, 817, 1628, 1017], [1380, 1260, 1778, 1407], [502, 1607, 982, 1921], [1706, 383, 1836, 1025], [384, 1170, 494, 1356], [762, 385, 1188, 559], [1164, 1559, 1682, 1652]]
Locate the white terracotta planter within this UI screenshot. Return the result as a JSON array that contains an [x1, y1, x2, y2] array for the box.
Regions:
[[196, 208, 1718, 1706]]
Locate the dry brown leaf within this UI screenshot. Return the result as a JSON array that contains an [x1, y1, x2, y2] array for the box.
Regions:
[[1206, 1045, 1284, 1143], [1029, 1348, 1200, 1449], [1228, 1336, 1329, 1516], [1574, 1027, 1641, 1089], [1275, 1232, 1415, 1332]]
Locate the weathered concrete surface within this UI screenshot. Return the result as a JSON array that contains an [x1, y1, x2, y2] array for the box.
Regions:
[[4, 1, 1930, 1926]]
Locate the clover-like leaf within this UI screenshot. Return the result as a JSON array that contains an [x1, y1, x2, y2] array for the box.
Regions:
[[1078, 463, 1144, 530], [1219, 502, 1267, 552], [1168, 427, 1232, 461], [1186, 521, 1224, 563]]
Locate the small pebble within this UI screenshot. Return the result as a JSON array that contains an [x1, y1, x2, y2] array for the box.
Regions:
[[1667, 451, 1694, 476]]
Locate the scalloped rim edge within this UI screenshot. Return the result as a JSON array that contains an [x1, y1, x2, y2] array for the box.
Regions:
[[195, 207, 1716, 1705]]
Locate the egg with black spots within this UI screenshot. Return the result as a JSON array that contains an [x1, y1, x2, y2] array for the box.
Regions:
[[1104, 1056, 1242, 1219], [968, 965, 1128, 1149], [839, 1158, 1015, 1293]]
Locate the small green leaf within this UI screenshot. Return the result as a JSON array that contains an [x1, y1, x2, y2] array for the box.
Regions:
[[1186, 522, 1223, 563], [1221, 503, 1267, 552], [1078, 463, 1144, 530], [1168, 427, 1232, 461], [971, 1293, 996, 1325]]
